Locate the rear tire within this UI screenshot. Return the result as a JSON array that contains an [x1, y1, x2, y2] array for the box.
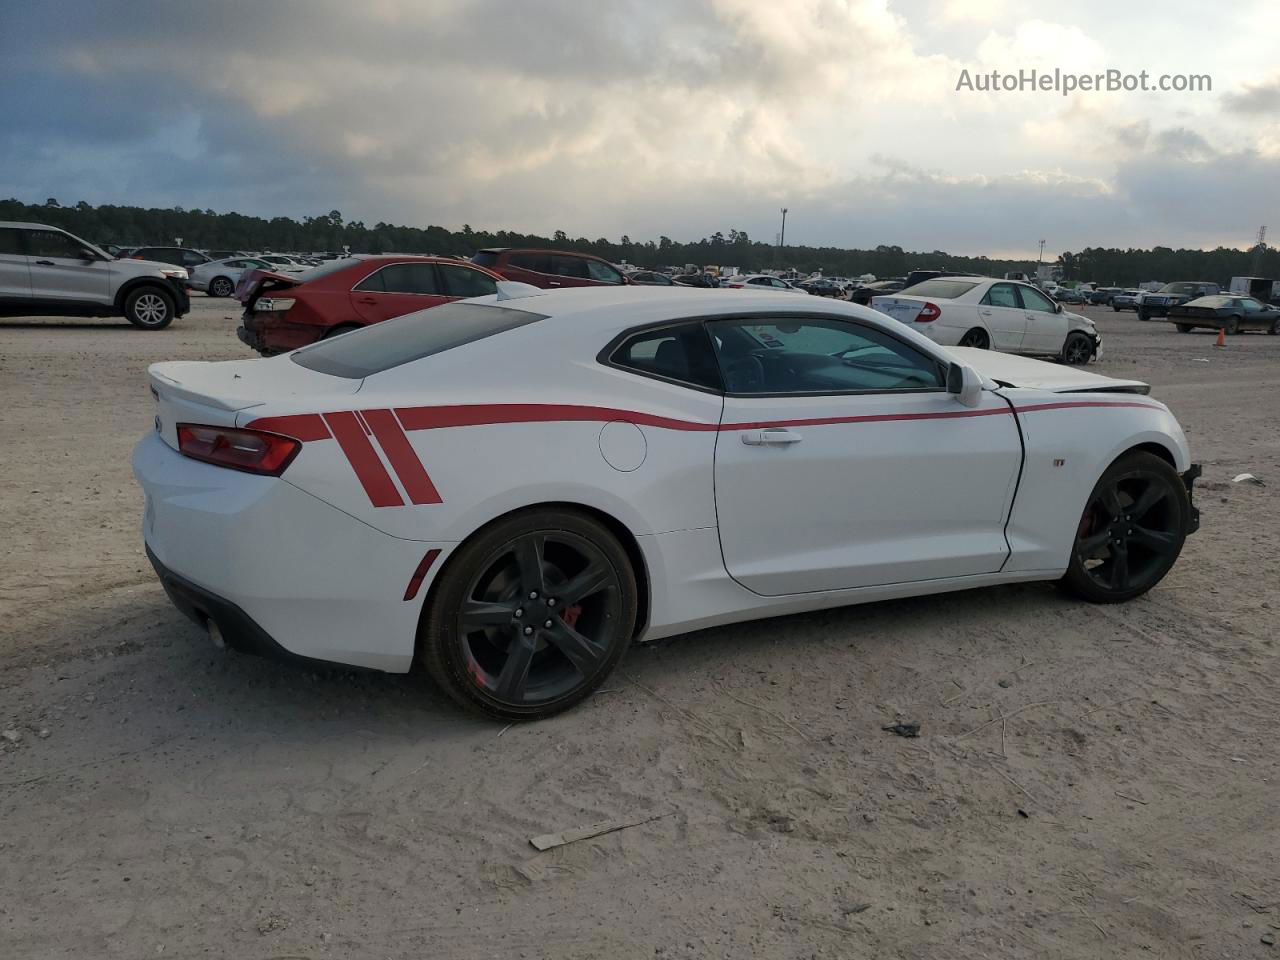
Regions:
[[958, 328, 990, 349], [419, 509, 638, 721], [1059, 451, 1188, 604], [1268, 317, 1279, 336], [124, 286, 175, 330], [209, 276, 234, 298], [1224, 315, 1241, 336], [1175, 324, 1193, 333]]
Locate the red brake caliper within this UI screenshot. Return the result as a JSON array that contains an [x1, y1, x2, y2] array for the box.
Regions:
[[560, 604, 583, 629]]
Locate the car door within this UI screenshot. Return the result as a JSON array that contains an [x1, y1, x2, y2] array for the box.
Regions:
[[0, 226, 31, 301], [977, 282, 1027, 350], [1016, 284, 1068, 353], [709, 315, 1022, 595], [349, 262, 447, 324], [23, 228, 111, 304]]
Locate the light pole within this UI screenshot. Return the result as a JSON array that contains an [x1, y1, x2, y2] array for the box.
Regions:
[[1038, 239, 1045, 264], [778, 208, 788, 268]]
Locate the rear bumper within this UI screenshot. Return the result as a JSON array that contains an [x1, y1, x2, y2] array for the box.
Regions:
[[237, 312, 324, 355], [134, 431, 443, 671]]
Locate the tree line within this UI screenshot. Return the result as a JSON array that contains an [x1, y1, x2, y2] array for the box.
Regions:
[[3, 197, 1274, 286]]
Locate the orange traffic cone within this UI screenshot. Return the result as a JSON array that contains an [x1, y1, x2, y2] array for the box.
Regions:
[[1215, 327, 1226, 348]]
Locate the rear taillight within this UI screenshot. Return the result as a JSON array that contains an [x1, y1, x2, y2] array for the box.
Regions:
[[254, 297, 295, 312], [177, 424, 301, 476], [915, 302, 941, 322]]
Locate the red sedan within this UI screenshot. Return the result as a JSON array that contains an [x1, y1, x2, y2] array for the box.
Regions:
[[236, 256, 504, 355]]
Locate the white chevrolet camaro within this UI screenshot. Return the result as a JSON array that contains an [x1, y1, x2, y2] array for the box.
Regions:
[[134, 286, 1200, 720], [872, 276, 1101, 364]]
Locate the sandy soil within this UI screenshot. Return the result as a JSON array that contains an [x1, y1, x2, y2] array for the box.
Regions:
[[1, 299, 1277, 959]]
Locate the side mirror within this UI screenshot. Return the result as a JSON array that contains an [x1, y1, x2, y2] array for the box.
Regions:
[[947, 362, 983, 408], [1055, 301, 1063, 313], [80, 248, 99, 262]]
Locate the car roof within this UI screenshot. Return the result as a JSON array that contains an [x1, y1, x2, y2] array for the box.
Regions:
[[0, 221, 59, 230], [478, 247, 611, 260]]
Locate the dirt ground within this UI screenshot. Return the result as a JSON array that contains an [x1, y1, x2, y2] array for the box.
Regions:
[[1, 297, 1277, 959]]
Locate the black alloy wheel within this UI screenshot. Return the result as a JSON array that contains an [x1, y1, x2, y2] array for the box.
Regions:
[[958, 328, 990, 349], [1061, 331, 1093, 365], [1060, 451, 1188, 603], [420, 510, 637, 720]]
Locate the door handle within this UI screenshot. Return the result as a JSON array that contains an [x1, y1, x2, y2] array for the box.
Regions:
[[548, 281, 562, 286], [357, 296, 378, 304], [741, 429, 802, 446], [980, 309, 993, 316], [35, 259, 55, 266]]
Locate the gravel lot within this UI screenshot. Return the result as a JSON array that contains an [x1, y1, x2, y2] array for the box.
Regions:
[[1, 297, 1277, 959]]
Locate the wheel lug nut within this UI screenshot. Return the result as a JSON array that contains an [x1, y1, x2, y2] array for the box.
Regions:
[[529, 591, 538, 600], [547, 598, 556, 607], [544, 619, 553, 628], [523, 626, 534, 636], [515, 608, 524, 618]]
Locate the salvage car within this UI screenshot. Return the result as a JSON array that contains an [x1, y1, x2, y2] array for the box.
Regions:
[[871, 277, 1100, 364], [136, 286, 1199, 720], [472, 248, 627, 288], [189, 256, 271, 298], [236, 255, 503, 355], [1166, 295, 1280, 335]]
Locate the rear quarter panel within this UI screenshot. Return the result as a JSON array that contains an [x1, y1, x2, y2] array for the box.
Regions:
[[1000, 389, 1192, 573]]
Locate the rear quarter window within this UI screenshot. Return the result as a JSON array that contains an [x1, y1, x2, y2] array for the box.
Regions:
[[290, 301, 545, 378]]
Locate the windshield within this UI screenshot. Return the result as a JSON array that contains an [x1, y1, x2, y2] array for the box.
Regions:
[[900, 279, 979, 299], [291, 301, 545, 378]]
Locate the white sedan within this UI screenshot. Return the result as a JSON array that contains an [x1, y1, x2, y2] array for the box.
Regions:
[[188, 256, 273, 298], [872, 276, 1101, 364], [135, 286, 1199, 720], [722, 274, 808, 293]]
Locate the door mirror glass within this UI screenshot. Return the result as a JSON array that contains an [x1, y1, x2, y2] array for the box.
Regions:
[[947, 362, 983, 407]]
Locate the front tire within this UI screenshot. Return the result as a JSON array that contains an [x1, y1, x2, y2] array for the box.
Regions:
[[1060, 331, 1093, 365], [1224, 315, 1241, 336], [209, 276, 234, 298], [1175, 324, 1193, 333], [1060, 451, 1188, 604], [958, 328, 990, 349], [1268, 317, 1280, 336], [420, 509, 638, 721], [125, 286, 175, 330]]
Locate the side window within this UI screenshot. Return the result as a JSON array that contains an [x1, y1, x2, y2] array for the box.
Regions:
[[0, 228, 22, 255], [1241, 298, 1262, 312], [586, 259, 622, 284], [748, 277, 770, 286], [354, 267, 386, 292], [609, 322, 722, 391], [551, 255, 590, 279], [982, 283, 1019, 308], [509, 252, 550, 272], [706, 317, 944, 395], [358, 263, 440, 295], [182, 251, 206, 267], [24, 229, 84, 259], [438, 264, 499, 298], [1019, 285, 1056, 312]]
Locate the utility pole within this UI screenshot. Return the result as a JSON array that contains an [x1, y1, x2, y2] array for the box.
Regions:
[[1251, 225, 1267, 275], [779, 208, 788, 259], [1038, 239, 1045, 264]]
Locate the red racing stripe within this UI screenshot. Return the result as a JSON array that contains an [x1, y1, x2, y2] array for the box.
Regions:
[[363, 408, 443, 505], [394, 403, 720, 432], [322, 411, 404, 508]]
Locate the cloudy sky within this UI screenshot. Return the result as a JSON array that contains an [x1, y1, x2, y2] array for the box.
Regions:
[[2, 0, 1277, 258]]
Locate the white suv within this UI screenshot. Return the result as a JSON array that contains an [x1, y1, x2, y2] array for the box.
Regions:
[[0, 222, 191, 329]]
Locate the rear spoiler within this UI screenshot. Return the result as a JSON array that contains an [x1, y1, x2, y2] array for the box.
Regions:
[[235, 269, 302, 305]]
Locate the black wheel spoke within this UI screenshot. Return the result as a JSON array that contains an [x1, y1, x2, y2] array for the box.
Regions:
[[512, 534, 547, 596], [1130, 525, 1176, 554], [1099, 485, 1123, 519], [495, 636, 537, 701], [1109, 544, 1130, 590], [1078, 530, 1110, 554], [543, 621, 603, 676], [1130, 484, 1169, 520], [460, 599, 517, 631], [557, 560, 612, 606]]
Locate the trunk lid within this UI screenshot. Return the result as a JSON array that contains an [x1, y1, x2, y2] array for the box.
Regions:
[[947, 347, 1150, 394], [148, 356, 361, 451], [870, 295, 929, 323], [234, 268, 303, 305]]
